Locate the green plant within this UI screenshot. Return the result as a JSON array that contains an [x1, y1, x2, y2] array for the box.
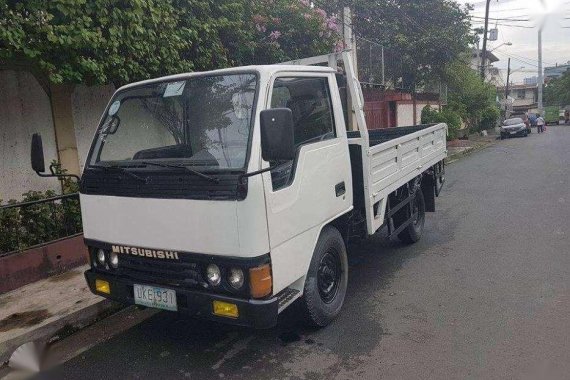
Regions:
[[0, 0, 339, 86], [421, 105, 461, 140], [0, 161, 82, 254], [479, 106, 500, 131]]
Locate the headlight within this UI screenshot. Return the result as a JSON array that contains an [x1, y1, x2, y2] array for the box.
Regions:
[[109, 252, 119, 269], [206, 264, 221, 286], [96, 249, 106, 266], [228, 268, 244, 289]]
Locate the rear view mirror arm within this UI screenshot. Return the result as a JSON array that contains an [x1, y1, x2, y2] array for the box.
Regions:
[[238, 161, 290, 184], [35, 162, 80, 182]]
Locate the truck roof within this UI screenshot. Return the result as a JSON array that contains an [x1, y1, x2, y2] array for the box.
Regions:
[[117, 64, 335, 92]]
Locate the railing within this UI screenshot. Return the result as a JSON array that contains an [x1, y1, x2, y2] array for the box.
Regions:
[[0, 193, 82, 257]]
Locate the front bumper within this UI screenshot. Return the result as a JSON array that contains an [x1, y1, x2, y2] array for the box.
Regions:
[[501, 128, 527, 136], [85, 270, 279, 329]]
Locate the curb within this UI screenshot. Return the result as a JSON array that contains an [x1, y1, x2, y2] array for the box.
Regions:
[[445, 142, 493, 164], [0, 299, 122, 366]]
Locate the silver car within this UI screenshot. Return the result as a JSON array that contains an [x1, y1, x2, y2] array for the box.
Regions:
[[500, 118, 529, 139]]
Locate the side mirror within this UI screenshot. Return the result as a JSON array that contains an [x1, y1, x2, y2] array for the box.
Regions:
[[31, 133, 45, 173], [260, 108, 295, 162]]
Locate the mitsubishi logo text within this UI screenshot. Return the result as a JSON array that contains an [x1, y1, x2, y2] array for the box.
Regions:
[[111, 245, 180, 260]]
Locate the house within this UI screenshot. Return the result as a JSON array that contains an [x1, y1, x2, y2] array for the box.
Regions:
[[497, 83, 538, 115], [470, 49, 501, 84]]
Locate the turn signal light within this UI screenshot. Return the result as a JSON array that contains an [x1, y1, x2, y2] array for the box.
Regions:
[[249, 264, 272, 298], [213, 300, 239, 318], [95, 279, 110, 294]]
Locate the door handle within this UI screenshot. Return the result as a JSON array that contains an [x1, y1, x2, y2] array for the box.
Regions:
[[335, 182, 346, 197]]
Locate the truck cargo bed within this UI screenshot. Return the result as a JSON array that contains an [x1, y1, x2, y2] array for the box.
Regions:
[[347, 123, 447, 235]]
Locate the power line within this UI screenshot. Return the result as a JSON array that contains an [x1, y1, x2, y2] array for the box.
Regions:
[[495, 49, 557, 67], [471, 16, 530, 21], [471, 21, 536, 28]]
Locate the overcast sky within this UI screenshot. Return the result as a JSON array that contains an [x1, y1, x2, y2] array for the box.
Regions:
[[458, 0, 570, 84]]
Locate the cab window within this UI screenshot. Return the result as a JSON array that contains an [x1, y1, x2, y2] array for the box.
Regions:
[[268, 76, 336, 190]]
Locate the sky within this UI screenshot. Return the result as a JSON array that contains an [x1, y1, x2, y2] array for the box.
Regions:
[[458, 0, 570, 84]]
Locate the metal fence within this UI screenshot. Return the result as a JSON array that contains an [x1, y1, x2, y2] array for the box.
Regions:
[[0, 193, 82, 256]]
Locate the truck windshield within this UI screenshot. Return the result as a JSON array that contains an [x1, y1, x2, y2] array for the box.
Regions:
[[88, 73, 257, 170]]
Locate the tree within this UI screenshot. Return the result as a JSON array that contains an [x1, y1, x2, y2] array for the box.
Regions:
[[319, 0, 473, 90], [443, 60, 497, 131], [544, 71, 570, 107], [0, 0, 340, 86]]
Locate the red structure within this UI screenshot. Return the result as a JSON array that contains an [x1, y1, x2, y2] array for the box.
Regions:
[[363, 88, 412, 129]]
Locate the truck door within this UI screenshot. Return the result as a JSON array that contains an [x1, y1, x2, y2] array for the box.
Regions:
[[261, 73, 353, 294]]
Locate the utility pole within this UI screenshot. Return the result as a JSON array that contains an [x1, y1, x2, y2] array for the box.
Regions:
[[504, 58, 511, 118], [343, 7, 357, 74], [537, 27, 544, 114], [480, 0, 492, 80], [343, 6, 358, 130]]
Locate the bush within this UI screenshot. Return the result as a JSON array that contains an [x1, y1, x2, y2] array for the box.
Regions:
[[0, 161, 81, 255], [421, 105, 461, 140], [478, 106, 500, 132]]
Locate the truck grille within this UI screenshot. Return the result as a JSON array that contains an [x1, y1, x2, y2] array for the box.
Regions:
[[118, 255, 206, 289]]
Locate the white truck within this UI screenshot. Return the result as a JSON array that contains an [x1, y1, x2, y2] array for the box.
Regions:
[[31, 51, 446, 328]]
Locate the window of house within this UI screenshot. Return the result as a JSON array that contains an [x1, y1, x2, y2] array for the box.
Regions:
[[517, 89, 526, 99]]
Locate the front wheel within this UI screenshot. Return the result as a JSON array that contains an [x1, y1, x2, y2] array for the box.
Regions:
[[301, 226, 348, 327]]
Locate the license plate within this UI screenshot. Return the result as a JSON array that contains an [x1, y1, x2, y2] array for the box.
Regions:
[[510, 131, 517, 134], [133, 284, 177, 311]]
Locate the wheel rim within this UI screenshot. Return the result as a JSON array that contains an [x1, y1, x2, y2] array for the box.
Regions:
[[317, 250, 342, 304]]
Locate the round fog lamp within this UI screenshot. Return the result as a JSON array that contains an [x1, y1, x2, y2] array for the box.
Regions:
[[97, 249, 106, 266], [228, 268, 244, 289], [206, 264, 221, 286], [109, 252, 119, 269]]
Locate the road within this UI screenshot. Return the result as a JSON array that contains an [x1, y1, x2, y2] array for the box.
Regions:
[[43, 127, 570, 380]]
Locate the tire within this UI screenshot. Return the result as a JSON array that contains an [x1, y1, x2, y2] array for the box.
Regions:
[[301, 226, 348, 328], [395, 190, 426, 244]]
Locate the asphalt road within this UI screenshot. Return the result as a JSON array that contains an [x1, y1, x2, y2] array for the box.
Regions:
[[43, 127, 570, 380]]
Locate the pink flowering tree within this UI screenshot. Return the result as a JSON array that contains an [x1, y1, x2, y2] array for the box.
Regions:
[[244, 0, 341, 64]]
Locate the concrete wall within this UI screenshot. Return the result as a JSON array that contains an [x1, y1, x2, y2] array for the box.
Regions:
[[0, 71, 116, 200], [0, 70, 60, 201], [396, 102, 437, 127]]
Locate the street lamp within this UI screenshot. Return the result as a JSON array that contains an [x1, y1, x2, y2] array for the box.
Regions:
[[489, 42, 512, 53]]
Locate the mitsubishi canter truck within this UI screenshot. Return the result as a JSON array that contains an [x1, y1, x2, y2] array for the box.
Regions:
[[31, 51, 446, 328]]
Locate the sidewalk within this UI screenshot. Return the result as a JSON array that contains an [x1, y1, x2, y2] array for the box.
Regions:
[[446, 133, 496, 163], [0, 266, 120, 366]]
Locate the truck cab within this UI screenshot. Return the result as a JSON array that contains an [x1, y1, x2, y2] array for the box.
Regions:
[[31, 52, 446, 328]]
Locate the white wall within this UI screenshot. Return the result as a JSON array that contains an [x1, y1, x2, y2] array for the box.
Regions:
[[397, 103, 415, 127], [72, 84, 115, 171], [0, 70, 60, 201], [0, 70, 116, 201], [396, 102, 437, 127]]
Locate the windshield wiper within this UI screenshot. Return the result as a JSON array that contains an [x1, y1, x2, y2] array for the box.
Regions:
[[91, 165, 147, 183], [140, 161, 220, 183]]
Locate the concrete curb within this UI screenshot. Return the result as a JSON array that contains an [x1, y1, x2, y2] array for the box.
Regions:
[[0, 299, 122, 366], [445, 141, 493, 164]]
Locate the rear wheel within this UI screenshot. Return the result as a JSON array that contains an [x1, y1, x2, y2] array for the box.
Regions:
[[301, 226, 348, 327], [395, 190, 426, 244]]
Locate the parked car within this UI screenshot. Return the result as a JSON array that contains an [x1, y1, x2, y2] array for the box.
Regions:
[[510, 113, 531, 134], [501, 117, 529, 139]]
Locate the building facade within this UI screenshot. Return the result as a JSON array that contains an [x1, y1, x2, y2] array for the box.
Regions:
[[497, 83, 538, 116], [544, 62, 570, 80]]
